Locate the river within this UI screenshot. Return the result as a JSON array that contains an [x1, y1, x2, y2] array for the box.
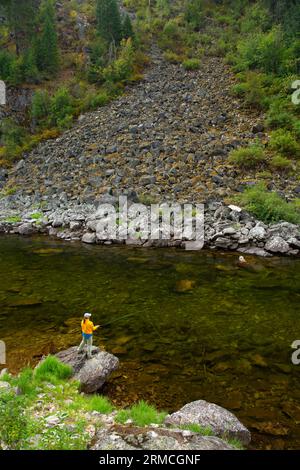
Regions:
[[0, 235, 300, 449]]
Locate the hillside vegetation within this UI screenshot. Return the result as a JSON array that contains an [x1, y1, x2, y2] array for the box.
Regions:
[[0, 0, 299, 222]]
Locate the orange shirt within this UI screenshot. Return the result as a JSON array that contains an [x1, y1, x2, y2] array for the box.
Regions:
[[81, 319, 97, 335]]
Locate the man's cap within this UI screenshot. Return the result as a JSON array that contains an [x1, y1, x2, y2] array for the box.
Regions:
[[84, 312, 92, 318]]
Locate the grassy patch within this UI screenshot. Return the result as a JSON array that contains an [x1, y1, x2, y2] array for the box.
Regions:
[[34, 356, 73, 384], [30, 212, 43, 221], [4, 215, 22, 223], [86, 395, 114, 414], [116, 400, 167, 427], [180, 423, 214, 436]]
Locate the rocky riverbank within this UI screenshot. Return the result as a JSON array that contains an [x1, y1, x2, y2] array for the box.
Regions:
[[0, 199, 299, 257], [0, 46, 299, 257], [0, 349, 250, 450]]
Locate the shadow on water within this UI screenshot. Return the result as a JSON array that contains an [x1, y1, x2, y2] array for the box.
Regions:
[[0, 235, 300, 449]]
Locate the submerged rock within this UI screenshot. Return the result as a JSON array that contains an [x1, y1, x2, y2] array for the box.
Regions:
[[164, 399, 251, 445], [55, 346, 119, 393]]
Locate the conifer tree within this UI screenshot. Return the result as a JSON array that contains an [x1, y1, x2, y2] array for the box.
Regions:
[[122, 14, 134, 40], [96, 0, 122, 44], [36, 0, 59, 76], [1, 0, 39, 55]]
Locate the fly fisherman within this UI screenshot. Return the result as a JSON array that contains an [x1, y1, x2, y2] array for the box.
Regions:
[[78, 313, 100, 359]]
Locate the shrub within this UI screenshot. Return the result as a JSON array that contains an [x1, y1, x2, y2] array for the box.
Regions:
[[34, 356, 72, 384], [292, 120, 300, 139], [232, 72, 268, 109], [182, 58, 200, 71], [236, 183, 300, 224], [269, 129, 300, 158], [266, 99, 293, 129], [116, 400, 166, 427], [229, 143, 266, 169], [50, 87, 74, 128], [163, 50, 182, 63], [83, 91, 110, 111], [235, 26, 288, 74], [163, 20, 180, 40], [101, 38, 134, 84], [0, 50, 14, 80], [31, 90, 51, 123], [185, 0, 204, 30], [0, 393, 31, 449], [270, 155, 293, 171], [0, 119, 27, 148]]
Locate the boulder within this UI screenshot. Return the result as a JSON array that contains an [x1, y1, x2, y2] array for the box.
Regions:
[[18, 223, 35, 236], [164, 400, 251, 445], [55, 346, 119, 393], [265, 236, 290, 254], [82, 232, 96, 244], [249, 225, 266, 241]]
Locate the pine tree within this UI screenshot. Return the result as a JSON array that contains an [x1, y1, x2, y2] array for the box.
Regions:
[[21, 48, 39, 83], [122, 14, 134, 40], [36, 0, 59, 76], [96, 0, 122, 44], [2, 0, 39, 55]]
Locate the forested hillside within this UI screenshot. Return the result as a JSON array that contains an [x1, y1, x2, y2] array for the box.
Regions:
[[0, 0, 299, 223]]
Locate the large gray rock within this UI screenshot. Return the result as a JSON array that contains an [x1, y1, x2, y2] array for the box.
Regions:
[[265, 236, 290, 254], [164, 400, 251, 445], [82, 232, 96, 244], [249, 224, 266, 241], [91, 426, 236, 451], [18, 223, 35, 236], [55, 346, 119, 393]]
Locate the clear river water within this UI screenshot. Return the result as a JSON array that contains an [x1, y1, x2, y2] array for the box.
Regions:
[[0, 235, 300, 449]]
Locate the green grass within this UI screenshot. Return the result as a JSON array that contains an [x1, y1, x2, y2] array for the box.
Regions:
[[116, 400, 167, 427], [34, 356, 73, 384], [180, 423, 214, 436], [235, 183, 300, 224], [86, 395, 114, 414], [15, 368, 37, 398], [227, 437, 244, 450], [30, 212, 43, 221], [4, 215, 22, 223]]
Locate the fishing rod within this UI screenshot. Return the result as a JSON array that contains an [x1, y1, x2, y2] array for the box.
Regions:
[[100, 312, 135, 328]]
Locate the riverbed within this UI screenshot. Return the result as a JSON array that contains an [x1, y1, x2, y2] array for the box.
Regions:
[[0, 235, 300, 449]]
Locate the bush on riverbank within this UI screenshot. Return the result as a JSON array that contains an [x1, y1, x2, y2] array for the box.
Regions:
[[235, 183, 300, 224]]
